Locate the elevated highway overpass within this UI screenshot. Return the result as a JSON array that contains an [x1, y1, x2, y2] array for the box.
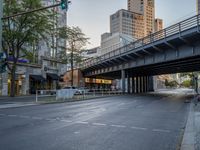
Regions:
[[81, 14, 200, 93]]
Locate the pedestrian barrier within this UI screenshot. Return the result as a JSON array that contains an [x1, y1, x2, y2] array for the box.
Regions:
[[35, 90, 57, 103], [35, 89, 123, 103]]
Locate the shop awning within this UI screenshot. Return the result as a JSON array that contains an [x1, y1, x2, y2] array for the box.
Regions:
[[47, 73, 59, 80], [30, 75, 45, 81]]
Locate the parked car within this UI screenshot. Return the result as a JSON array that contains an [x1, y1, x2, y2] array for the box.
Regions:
[[62, 86, 91, 95], [62, 86, 81, 95], [77, 87, 90, 94]]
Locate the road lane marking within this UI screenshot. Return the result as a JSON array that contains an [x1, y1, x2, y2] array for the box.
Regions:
[[152, 129, 170, 133], [118, 103, 125, 106], [18, 115, 30, 119], [131, 126, 147, 130], [45, 118, 57, 121], [74, 131, 80, 134], [76, 121, 89, 124], [59, 119, 72, 123], [92, 123, 107, 126], [31, 116, 43, 120], [7, 114, 17, 117], [110, 124, 126, 128]]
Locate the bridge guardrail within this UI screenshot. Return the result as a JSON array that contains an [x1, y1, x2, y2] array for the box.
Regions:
[[82, 14, 200, 69]]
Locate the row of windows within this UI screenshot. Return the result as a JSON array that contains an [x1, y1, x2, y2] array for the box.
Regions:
[[122, 12, 134, 19], [111, 11, 136, 20]]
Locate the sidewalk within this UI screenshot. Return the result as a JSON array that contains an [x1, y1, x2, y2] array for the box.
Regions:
[[181, 98, 200, 150], [0, 95, 37, 109], [0, 102, 37, 109], [0, 95, 36, 102], [194, 102, 200, 150]]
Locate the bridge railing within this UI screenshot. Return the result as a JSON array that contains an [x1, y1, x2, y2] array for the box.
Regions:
[[83, 14, 200, 69]]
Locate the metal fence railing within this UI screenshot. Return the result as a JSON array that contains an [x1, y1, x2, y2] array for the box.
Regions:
[[35, 89, 123, 103], [82, 14, 200, 69]]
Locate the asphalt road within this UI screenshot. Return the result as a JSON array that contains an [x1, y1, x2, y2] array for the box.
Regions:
[[0, 92, 191, 150]]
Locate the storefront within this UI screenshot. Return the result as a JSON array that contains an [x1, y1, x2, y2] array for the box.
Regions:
[[46, 73, 59, 90], [85, 78, 112, 90], [7, 74, 26, 96], [29, 75, 45, 94]]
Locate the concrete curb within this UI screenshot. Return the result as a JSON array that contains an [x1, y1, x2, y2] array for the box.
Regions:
[[181, 103, 195, 150], [38, 95, 123, 105], [194, 104, 200, 150], [0, 103, 37, 109]]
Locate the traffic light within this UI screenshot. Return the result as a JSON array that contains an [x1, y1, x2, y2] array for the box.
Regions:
[[60, 0, 71, 10]]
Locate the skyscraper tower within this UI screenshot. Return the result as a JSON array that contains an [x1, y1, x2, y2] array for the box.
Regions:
[[154, 18, 163, 32], [197, 0, 200, 14], [128, 0, 155, 36], [110, 9, 144, 39]]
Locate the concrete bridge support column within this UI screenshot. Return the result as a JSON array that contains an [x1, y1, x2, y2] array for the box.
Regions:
[[121, 69, 125, 94], [146, 76, 149, 92], [127, 72, 131, 94], [136, 76, 139, 93], [148, 76, 154, 92], [140, 76, 143, 93], [138, 76, 140, 93], [132, 77, 135, 94], [143, 76, 146, 93], [145, 76, 148, 92]]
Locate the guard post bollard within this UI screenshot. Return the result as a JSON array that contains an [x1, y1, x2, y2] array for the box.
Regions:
[[36, 90, 38, 103]]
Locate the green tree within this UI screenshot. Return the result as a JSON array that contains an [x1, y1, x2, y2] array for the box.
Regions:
[[165, 79, 169, 86], [180, 72, 193, 78], [165, 79, 178, 88], [2, 0, 54, 96], [181, 80, 192, 88], [58, 26, 89, 86]]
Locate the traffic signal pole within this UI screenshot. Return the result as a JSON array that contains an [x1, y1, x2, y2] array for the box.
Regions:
[[1, 0, 71, 20], [2, 3, 60, 20]]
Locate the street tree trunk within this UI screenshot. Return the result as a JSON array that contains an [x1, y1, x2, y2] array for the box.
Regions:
[[10, 64, 16, 97], [71, 50, 74, 87]]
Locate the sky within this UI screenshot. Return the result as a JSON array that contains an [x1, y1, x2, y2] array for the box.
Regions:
[[67, 0, 196, 49]]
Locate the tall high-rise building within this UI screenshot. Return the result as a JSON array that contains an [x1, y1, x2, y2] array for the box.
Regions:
[[110, 9, 144, 39], [100, 32, 135, 55], [154, 18, 163, 32], [197, 0, 200, 14], [41, 0, 67, 59], [128, 0, 155, 36]]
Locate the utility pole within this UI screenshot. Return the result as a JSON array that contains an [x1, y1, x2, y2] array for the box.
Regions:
[[2, 3, 60, 20]]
